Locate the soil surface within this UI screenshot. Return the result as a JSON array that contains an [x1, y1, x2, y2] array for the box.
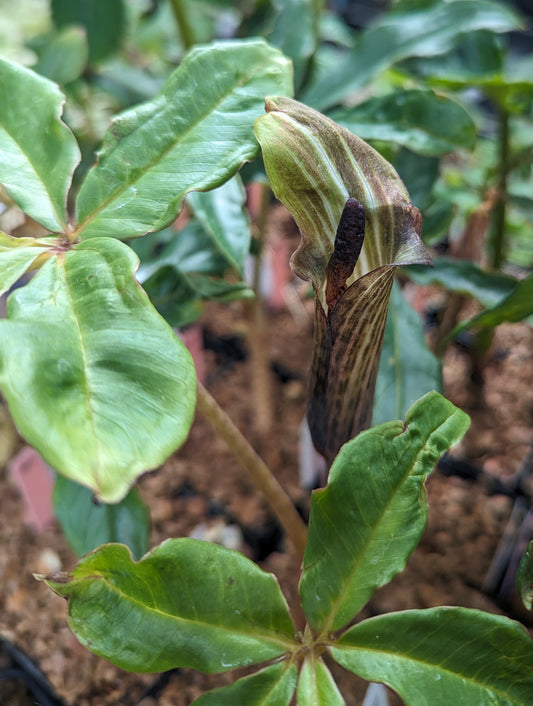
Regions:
[[1, 211, 533, 705]]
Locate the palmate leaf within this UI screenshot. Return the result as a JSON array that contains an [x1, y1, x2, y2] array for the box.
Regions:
[[299, 392, 469, 633], [75, 39, 292, 240], [330, 608, 533, 705], [0, 57, 80, 232], [0, 237, 196, 503], [255, 97, 431, 464], [39, 539, 297, 673]]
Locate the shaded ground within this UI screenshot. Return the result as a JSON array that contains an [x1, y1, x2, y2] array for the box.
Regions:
[[1, 224, 532, 704]]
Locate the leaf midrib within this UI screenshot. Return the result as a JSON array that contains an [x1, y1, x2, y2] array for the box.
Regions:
[[57, 254, 103, 479], [86, 571, 298, 651], [332, 627, 523, 700], [317, 412, 456, 636]]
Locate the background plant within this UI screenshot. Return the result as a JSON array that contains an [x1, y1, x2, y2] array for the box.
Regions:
[[1, 0, 533, 703]]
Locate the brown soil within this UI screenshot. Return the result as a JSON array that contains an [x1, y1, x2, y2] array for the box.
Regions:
[[1, 220, 533, 705]]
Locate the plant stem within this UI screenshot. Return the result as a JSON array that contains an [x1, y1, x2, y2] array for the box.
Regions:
[[196, 381, 308, 562], [490, 108, 510, 271], [247, 183, 274, 436], [168, 0, 195, 50]]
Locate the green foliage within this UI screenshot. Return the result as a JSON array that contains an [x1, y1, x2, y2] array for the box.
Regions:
[[517, 541, 533, 610], [0, 39, 292, 501], [53, 475, 150, 560], [2, 2, 533, 702], [75, 40, 292, 240], [373, 281, 442, 425], [452, 271, 533, 333], [51, 0, 125, 64], [302, 0, 522, 110], [332, 608, 533, 705], [39, 539, 297, 673], [329, 88, 476, 156], [0, 237, 196, 502], [193, 663, 298, 705], [299, 391, 469, 632], [405, 257, 521, 308], [0, 57, 80, 231]]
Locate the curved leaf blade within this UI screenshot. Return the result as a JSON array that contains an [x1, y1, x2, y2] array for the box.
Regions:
[[39, 539, 297, 673], [329, 89, 476, 156], [186, 174, 251, 275], [373, 281, 442, 425], [302, 0, 522, 111], [0, 58, 80, 232], [299, 392, 470, 633], [331, 608, 533, 705], [135, 221, 253, 328], [75, 40, 293, 240], [297, 657, 345, 706], [53, 475, 150, 560], [267, 0, 322, 90], [0, 232, 57, 297], [0, 237, 196, 503], [452, 271, 533, 334], [51, 0, 125, 64], [405, 257, 520, 308], [193, 662, 298, 705]]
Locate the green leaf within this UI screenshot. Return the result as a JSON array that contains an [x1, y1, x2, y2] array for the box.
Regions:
[[299, 391, 469, 633], [255, 96, 431, 464], [297, 657, 345, 706], [0, 237, 196, 503], [452, 270, 533, 335], [393, 149, 440, 212], [51, 0, 125, 64], [75, 40, 293, 240], [53, 474, 150, 560], [0, 58, 80, 232], [39, 539, 297, 673], [517, 541, 533, 611], [330, 607, 533, 705], [193, 662, 298, 705], [268, 0, 322, 90], [302, 0, 522, 110], [329, 89, 476, 156], [34, 26, 89, 85], [373, 281, 441, 426], [186, 174, 251, 275], [136, 222, 253, 329], [405, 256, 520, 308], [0, 232, 57, 297]]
